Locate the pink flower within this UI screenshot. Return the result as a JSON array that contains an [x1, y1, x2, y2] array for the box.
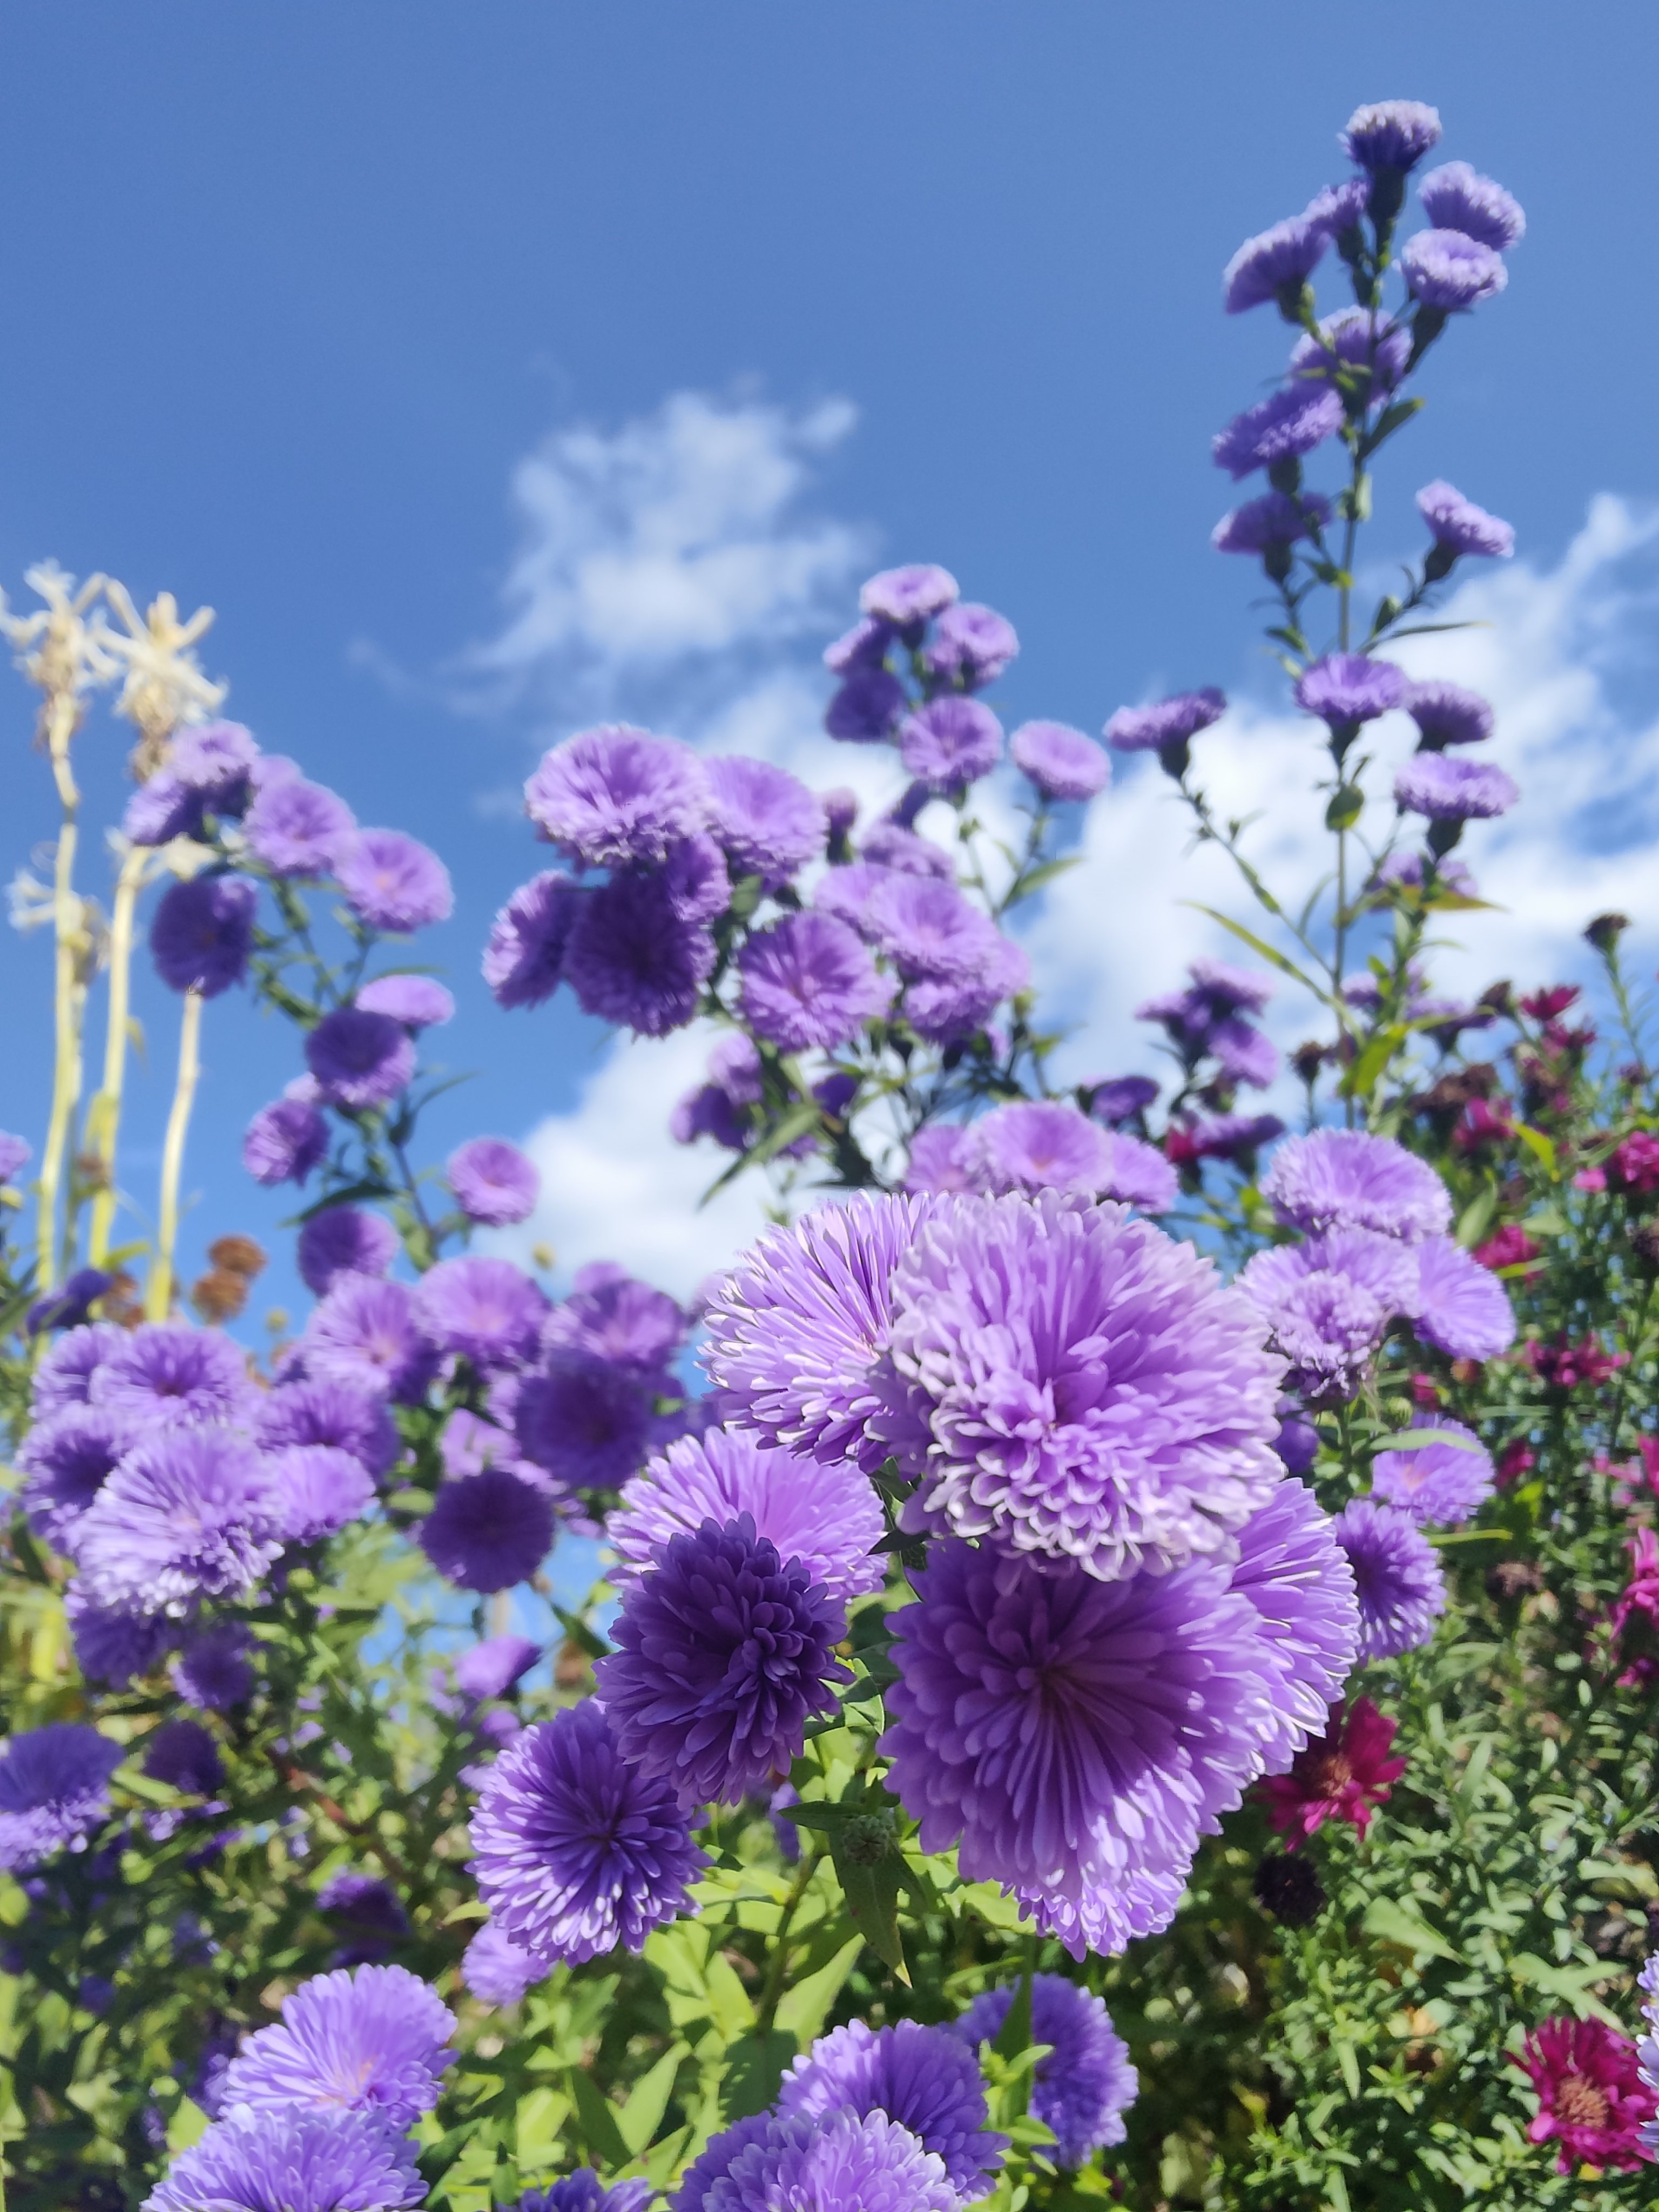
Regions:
[[1610, 1527, 1659, 1687], [1512, 2016, 1655, 2174], [1610, 1131, 1659, 1196], [1259, 1696, 1406, 1847], [1525, 1334, 1628, 1392], [1520, 986, 1581, 1021], [1495, 1441, 1536, 1489], [1573, 1167, 1608, 1193], [1474, 1224, 1541, 1273]]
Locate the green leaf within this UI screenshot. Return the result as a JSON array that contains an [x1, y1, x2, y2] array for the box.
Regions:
[[774, 1934, 863, 2048], [1338, 1026, 1402, 1102], [835, 1852, 911, 1982], [567, 2065, 633, 2171], [1366, 1427, 1486, 1454], [616, 2043, 684, 2156], [1324, 783, 1365, 831], [1455, 1185, 1498, 1250], [719, 2031, 797, 2122], [1179, 905, 1326, 1002], [1509, 1121, 1557, 1174], [1361, 1896, 1463, 1963], [1002, 855, 1081, 909]]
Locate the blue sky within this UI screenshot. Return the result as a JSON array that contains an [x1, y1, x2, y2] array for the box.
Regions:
[[3, 6, 1657, 1307]]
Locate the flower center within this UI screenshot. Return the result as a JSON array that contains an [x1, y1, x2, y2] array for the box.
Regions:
[[1300, 1750, 1354, 1797], [1554, 2073, 1610, 2130]]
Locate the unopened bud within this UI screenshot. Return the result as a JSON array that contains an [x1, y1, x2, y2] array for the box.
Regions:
[[841, 1812, 896, 1867], [1584, 913, 1630, 954]]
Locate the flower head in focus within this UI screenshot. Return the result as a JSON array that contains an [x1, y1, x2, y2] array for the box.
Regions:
[[219, 1961, 455, 2127], [951, 1975, 1138, 2167], [145, 2102, 425, 2212], [702, 2110, 955, 2212], [1262, 1130, 1452, 1241], [777, 2018, 1007, 2201], [1372, 1414, 1494, 1524], [1332, 1499, 1446, 1661], [1513, 2016, 1656, 2175], [0, 1724, 123, 1873]]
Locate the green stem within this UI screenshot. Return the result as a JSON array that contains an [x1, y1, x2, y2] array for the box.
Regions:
[[146, 988, 204, 1320], [754, 1849, 821, 2032]]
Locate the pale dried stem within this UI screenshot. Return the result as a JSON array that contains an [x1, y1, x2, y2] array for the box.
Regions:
[[37, 693, 85, 1292], [146, 987, 203, 1321], [85, 845, 150, 1267]]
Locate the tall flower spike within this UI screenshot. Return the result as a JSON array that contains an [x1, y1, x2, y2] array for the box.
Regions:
[[0, 564, 117, 731], [98, 579, 226, 771]]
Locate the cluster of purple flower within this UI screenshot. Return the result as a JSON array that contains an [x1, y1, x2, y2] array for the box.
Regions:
[[901, 1098, 1176, 1212]]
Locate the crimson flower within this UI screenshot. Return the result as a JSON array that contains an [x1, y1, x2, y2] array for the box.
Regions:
[[1259, 1697, 1406, 1847], [1512, 2015, 1655, 2174]]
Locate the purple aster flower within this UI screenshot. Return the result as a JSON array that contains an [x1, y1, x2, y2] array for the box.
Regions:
[[820, 785, 859, 835], [1190, 957, 1275, 1016], [778, 2019, 1006, 2201], [882, 1541, 1276, 1957], [91, 1322, 255, 1431], [866, 875, 1000, 981], [1240, 1225, 1421, 1333], [1304, 177, 1371, 233], [565, 870, 715, 1037], [244, 778, 356, 877], [336, 827, 454, 932], [305, 1007, 416, 1111], [1372, 1413, 1493, 1525], [76, 1428, 280, 1614], [1228, 1478, 1361, 1771], [651, 835, 726, 930], [445, 1136, 539, 1228], [899, 697, 1004, 794], [1243, 1265, 1388, 1402], [923, 602, 1020, 687], [267, 1444, 375, 1543], [257, 1375, 400, 1480], [150, 875, 256, 997], [515, 1352, 655, 1488], [891, 1192, 1285, 1579], [1272, 1406, 1320, 1476], [1401, 229, 1507, 310], [526, 725, 709, 866], [1098, 1130, 1179, 1212], [859, 821, 954, 879], [243, 1094, 329, 1187], [520, 2177, 651, 2212], [355, 974, 454, 1028], [0, 1724, 123, 1872], [596, 1514, 848, 1805], [1294, 653, 1407, 727], [703, 1191, 947, 1474], [608, 1426, 884, 1606], [860, 564, 959, 626], [824, 618, 893, 673], [303, 1275, 437, 1403], [952, 1977, 1138, 2166], [318, 1871, 410, 1963], [1087, 1075, 1159, 1124], [1339, 100, 1442, 172], [296, 1206, 400, 1297], [737, 912, 893, 1053], [1211, 490, 1332, 555], [811, 860, 891, 938], [25, 1266, 113, 1338], [969, 1100, 1115, 1197], [1222, 213, 1331, 314], [1291, 307, 1412, 394], [469, 1702, 705, 1961], [221, 1961, 455, 2127], [170, 720, 259, 802], [145, 2101, 425, 2212], [16, 1404, 136, 1552], [1415, 479, 1515, 558], [143, 1718, 222, 1796], [705, 756, 823, 884], [420, 1469, 555, 1593], [462, 1917, 552, 2006], [547, 1269, 686, 1376], [1262, 1130, 1452, 1240], [825, 666, 907, 742], [1332, 1499, 1446, 1661], [65, 1583, 174, 1688], [673, 2114, 780, 2212], [452, 1635, 540, 1703], [705, 2111, 955, 2212], [1418, 160, 1525, 251], [1404, 679, 1495, 748], [905, 935, 1029, 1045], [124, 772, 205, 846], [672, 1081, 748, 1151], [1210, 1016, 1280, 1090], [484, 871, 582, 1009], [1189, 1112, 1287, 1164], [1411, 1233, 1515, 1360], [1394, 752, 1518, 822], [1212, 383, 1344, 480], [1010, 720, 1110, 801], [904, 1124, 979, 1196], [1105, 688, 1226, 754], [0, 1130, 31, 1183], [172, 1622, 257, 1710], [413, 1257, 547, 1371]]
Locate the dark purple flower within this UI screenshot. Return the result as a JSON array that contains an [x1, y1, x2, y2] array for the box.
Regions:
[[1212, 383, 1344, 479], [143, 1718, 222, 1797], [858, 821, 954, 879], [25, 1267, 113, 1338], [697, 2112, 954, 2212], [419, 1469, 555, 1593], [65, 1583, 174, 1688], [1210, 1016, 1280, 1090], [923, 602, 1020, 687], [824, 618, 893, 673], [1187, 1111, 1287, 1164], [355, 974, 454, 1028], [1394, 753, 1518, 822], [244, 778, 356, 877], [778, 2020, 1006, 2201], [899, 697, 1003, 794], [608, 1426, 884, 1606], [737, 912, 893, 1053], [1333, 1498, 1446, 1660], [0, 1724, 123, 1871], [150, 875, 256, 997], [305, 1006, 416, 1111], [527, 725, 709, 866], [484, 871, 582, 1009], [515, 1351, 655, 1488], [1222, 214, 1331, 314], [1262, 1130, 1452, 1240], [1415, 479, 1515, 557], [267, 1443, 375, 1543], [903, 1124, 979, 1196], [303, 1274, 437, 1402], [671, 1081, 748, 1151], [221, 1960, 455, 2126], [904, 935, 1029, 1045], [1418, 161, 1525, 251], [565, 871, 715, 1037], [1401, 229, 1507, 309], [16, 1404, 136, 1552], [147, 2105, 424, 2212], [244, 1094, 329, 1186], [547, 1268, 685, 1375], [1372, 1413, 1494, 1525], [1404, 679, 1494, 747], [820, 785, 859, 835], [170, 721, 259, 805], [521, 2174, 651, 2212], [1294, 653, 1407, 727], [76, 1428, 280, 1613], [318, 1870, 410, 1958], [296, 1206, 399, 1297], [1339, 100, 1442, 172], [705, 756, 823, 884], [336, 828, 454, 932], [1087, 1075, 1159, 1124], [172, 1622, 257, 1710], [952, 1977, 1137, 2167], [1211, 491, 1332, 555], [445, 1136, 539, 1228], [413, 1257, 546, 1371], [468, 1702, 705, 1963], [1105, 688, 1226, 753], [1411, 1233, 1515, 1360], [659, 832, 730, 924], [451, 1635, 539, 1703], [1229, 1477, 1360, 1771], [462, 1917, 551, 2006], [825, 666, 907, 742], [90, 1321, 254, 1431], [124, 772, 204, 846], [256, 1375, 400, 1480], [1290, 308, 1411, 393], [859, 564, 959, 626], [596, 1514, 849, 1806], [1010, 720, 1109, 801]]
